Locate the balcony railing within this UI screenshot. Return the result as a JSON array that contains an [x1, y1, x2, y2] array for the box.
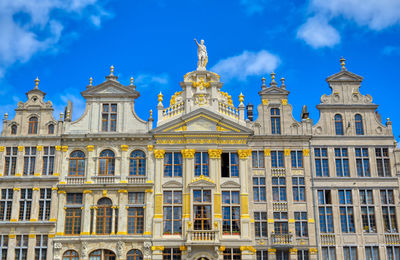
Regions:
[[187, 230, 219, 243], [271, 233, 293, 245], [320, 234, 336, 245], [218, 102, 239, 119], [272, 202, 288, 211], [92, 176, 120, 184], [271, 168, 286, 176], [127, 176, 147, 184], [65, 176, 86, 184], [385, 234, 400, 244]]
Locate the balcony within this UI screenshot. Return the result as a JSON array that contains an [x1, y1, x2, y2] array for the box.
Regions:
[[272, 202, 288, 211], [320, 234, 336, 245], [385, 234, 400, 244], [92, 176, 120, 184], [186, 230, 219, 244], [271, 233, 293, 246], [127, 176, 147, 184], [271, 168, 286, 177], [65, 176, 86, 184]]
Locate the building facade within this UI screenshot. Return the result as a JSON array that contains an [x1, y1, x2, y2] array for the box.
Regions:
[[0, 56, 399, 260]]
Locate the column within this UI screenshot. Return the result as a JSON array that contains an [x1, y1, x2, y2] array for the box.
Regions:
[[30, 187, 40, 221], [153, 149, 165, 238], [208, 149, 222, 240], [27, 234, 36, 260], [238, 149, 251, 239], [120, 145, 129, 183], [86, 145, 95, 183], [53, 146, 62, 178], [289, 248, 297, 260], [92, 206, 98, 235], [117, 190, 128, 235], [15, 146, 24, 176], [10, 188, 21, 222], [111, 206, 116, 235], [7, 234, 16, 260], [181, 149, 195, 238], [59, 146, 68, 183], [55, 191, 66, 236], [49, 188, 59, 222], [35, 145, 43, 176], [151, 246, 164, 260], [309, 248, 318, 260], [144, 189, 153, 236], [81, 190, 93, 235], [268, 248, 277, 260], [0, 146, 5, 176]]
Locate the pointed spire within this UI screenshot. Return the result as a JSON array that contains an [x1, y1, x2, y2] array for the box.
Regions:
[[261, 77, 266, 89], [270, 72, 277, 87], [34, 77, 40, 89], [280, 77, 286, 89], [340, 57, 346, 71]]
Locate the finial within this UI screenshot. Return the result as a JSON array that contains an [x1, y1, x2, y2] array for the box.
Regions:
[[60, 112, 64, 120], [239, 92, 244, 103], [387, 118, 390, 122], [261, 77, 266, 87], [270, 72, 277, 86], [150, 109, 153, 117], [158, 92, 163, 103], [89, 77, 93, 86], [110, 65, 114, 76], [280, 77, 286, 89], [340, 57, 346, 70], [4, 113, 8, 120], [130, 77, 134, 85], [34, 77, 40, 89]]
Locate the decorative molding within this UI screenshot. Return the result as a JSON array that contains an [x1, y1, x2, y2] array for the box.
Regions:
[[61, 146, 68, 152], [289, 248, 298, 255], [151, 246, 164, 251], [83, 190, 92, 194], [86, 145, 94, 152], [268, 248, 277, 254], [13, 187, 20, 191], [28, 234, 36, 238], [262, 99, 268, 105], [18, 146, 24, 152], [240, 246, 256, 254], [303, 148, 310, 156], [58, 190, 66, 194], [32, 187, 40, 191], [181, 149, 196, 158], [118, 189, 128, 193], [284, 149, 291, 156], [208, 149, 222, 159], [264, 149, 271, 156], [55, 146, 61, 151], [281, 99, 288, 105], [154, 149, 165, 159], [0, 146, 4, 152], [238, 149, 252, 159], [120, 145, 128, 151], [145, 189, 153, 193], [147, 145, 154, 151], [36, 145, 43, 151]]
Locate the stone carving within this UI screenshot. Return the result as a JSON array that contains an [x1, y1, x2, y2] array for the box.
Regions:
[[54, 242, 62, 258], [143, 242, 152, 256], [81, 241, 88, 258], [194, 38, 208, 70], [117, 241, 124, 257]]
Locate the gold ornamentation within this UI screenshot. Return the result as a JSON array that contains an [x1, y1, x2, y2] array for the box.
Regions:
[[48, 234, 55, 238], [36, 146, 43, 151], [208, 149, 222, 159], [239, 92, 244, 103], [49, 218, 57, 222], [289, 248, 298, 255], [238, 149, 252, 159], [151, 246, 164, 251], [281, 99, 288, 105], [145, 189, 153, 193], [308, 218, 315, 223], [61, 146, 68, 152], [268, 248, 277, 254], [32, 187, 39, 191], [53, 173, 60, 176], [30, 219, 37, 222], [284, 149, 291, 156], [120, 145, 128, 151], [51, 187, 58, 191], [268, 219, 274, 223], [118, 189, 128, 193], [58, 190, 66, 194], [158, 92, 163, 102], [143, 231, 152, 235], [8, 234, 16, 238], [55, 146, 61, 151], [13, 188, 21, 191], [120, 180, 128, 184], [15, 173, 22, 176], [179, 246, 187, 251], [34, 173, 41, 176], [187, 221, 192, 228], [28, 234, 36, 238], [147, 145, 154, 151], [174, 125, 187, 132], [216, 125, 229, 132], [83, 190, 92, 194], [10, 219, 17, 222], [191, 174, 214, 183], [181, 149, 196, 158], [303, 148, 310, 156], [102, 190, 107, 196], [0, 146, 4, 152], [86, 145, 94, 152], [59, 181, 66, 184], [18, 146, 24, 152], [154, 149, 165, 159], [309, 248, 318, 255], [240, 246, 256, 253], [264, 149, 271, 156], [219, 246, 226, 252], [262, 99, 268, 105], [288, 218, 295, 223], [192, 78, 210, 89]]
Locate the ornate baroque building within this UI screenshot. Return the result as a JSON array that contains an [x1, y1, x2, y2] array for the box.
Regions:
[[0, 54, 399, 260]]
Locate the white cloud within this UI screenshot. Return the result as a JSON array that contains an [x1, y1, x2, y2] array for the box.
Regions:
[[0, 0, 111, 77], [382, 46, 400, 56], [135, 73, 169, 89], [240, 0, 267, 15], [211, 50, 280, 81], [297, 16, 341, 48]]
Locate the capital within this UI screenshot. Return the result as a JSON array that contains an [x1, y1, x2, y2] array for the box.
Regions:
[[208, 149, 222, 159], [154, 149, 165, 159], [238, 149, 252, 159], [181, 149, 196, 159]]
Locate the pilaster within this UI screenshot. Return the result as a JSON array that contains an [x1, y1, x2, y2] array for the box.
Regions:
[[153, 149, 165, 238], [238, 149, 251, 239], [30, 187, 40, 221], [35, 145, 43, 176], [15, 146, 24, 176], [10, 188, 20, 222], [81, 190, 93, 235], [117, 190, 128, 235], [56, 191, 66, 235]]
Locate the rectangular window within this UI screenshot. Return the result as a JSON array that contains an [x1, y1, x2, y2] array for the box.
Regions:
[[355, 148, 370, 177], [65, 193, 82, 235], [386, 246, 400, 260], [298, 250, 309, 260], [318, 190, 334, 233], [272, 177, 286, 201], [163, 191, 182, 235], [223, 248, 241, 260], [339, 190, 355, 233], [128, 207, 144, 234], [271, 151, 284, 168], [66, 193, 83, 204], [271, 108, 281, 135], [295, 212, 308, 237], [365, 246, 379, 260], [193, 189, 212, 231], [254, 212, 267, 238], [23, 147, 36, 176], [276, 251, 289, 260], [221, 152, 239, 177], [4, 147, 17, 176], [343, 246, 357, 260], [222, 191, 240, 235], [292, 177, 305, 202], [291, 150, 303, 168], [15, 235, 28, 260], [335, 148, 350, 177], [101, 103, 117, 132], [376, 148, 391, 177], [0, 189, 13, 221], [39, 189, 51, 221], [253, 177, 266, 202], [128, 192, 145, 204], [315, 148, 329, 177], [322, 247, 336, 260], [256, 250, 268, 260], [42, 146, 55, 175], [252, 151, 265, 168], [19, 189, 32, 221], [35, 235, 48, 260], [195, 152, 209, 177], [274, 212, 288, 234], [162, 248, 181, 260], [381, 189, 397, 233], [164, 152, 183, 177], [360, 189, 376, 233], [0, 235, 8, 260]]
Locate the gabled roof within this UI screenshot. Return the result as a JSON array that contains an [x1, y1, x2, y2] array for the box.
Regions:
[[326, 69, 364, 83], [258, 85, 290, 96], [81, 79, 140, 99]]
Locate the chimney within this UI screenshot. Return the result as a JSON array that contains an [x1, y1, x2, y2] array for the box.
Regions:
[[246, 103, 254, 121]]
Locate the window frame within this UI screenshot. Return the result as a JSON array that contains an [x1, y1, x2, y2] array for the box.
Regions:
[[381, 189, 397, 233], [4, 147, 17, 176], [23, 147, 36, 176], [163, 190, 182, 235], [252, 150, 265, 169], [28, 116, 38, 134], [253, 177, 266, 202], [254, 211, 267, 238], [95, 198, 113, 235], [335, 148, 350, 177], [335, 114, 344, 135], [0, 189, 13, 221], [19, 189, 32, 221], [164, 152, 183, 177], [360, 189, 376, 233], [271, 108, 281, 134], [376, 147, 391, 177], [0, 235, 8, 260], [291, 150, 303, 169], [295, 211, 308, 237], [272, 177, 287, 202], [318, 190, 334, 233], [101, 103, 117, 132], [15, 234, 28, 260], [162, 248, 181, 260], [271, 150, 284, 168], [193, 189, 212, 231], [292, 177, 306, 202], [195, 152, 210, 177], [339, 189, 355, 233], [34, 234, 48, 260], [42, 146, 55, 176], [98, 150, 115, 176], [222, 190, 240, 235], [38, 188, 51, 221], [68, 151, 86, 177], [355, 148, 370, 177], [129, 150, 146, 176]]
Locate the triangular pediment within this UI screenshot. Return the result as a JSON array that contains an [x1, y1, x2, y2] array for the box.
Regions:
[[152, 108, 253, 134], [326, 70, 363, 82], [81, 80, 140, 98], [220, 180, 241, 188], [188, 175, 216, 188], [258, 86, 290, 96], [162, 180, 183, 188]]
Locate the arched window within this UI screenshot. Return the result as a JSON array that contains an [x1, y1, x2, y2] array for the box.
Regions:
[[335, 114, 344, 135], [355, 114, 364, 135], [11, 125, 17, 135], [96, 198, 113, 235], [28, 116, 38, 134], [48, 124, 54, 134], [127, 250, 143, 260], [129, 150, 146, 176], [89, 250, 116, 260], [63, 250, 79, 260], [69, 151, 86, 176], [99, 150, 115, 176], [271, 108, 281, 134]]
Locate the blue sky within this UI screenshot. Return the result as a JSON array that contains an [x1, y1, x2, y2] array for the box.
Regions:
[[1, 0, 400, 138]]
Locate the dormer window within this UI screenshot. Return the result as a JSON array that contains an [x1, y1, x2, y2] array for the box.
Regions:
[[11, 125, 17, 135], [271, 108, 281, 134], [335, 114, 344, 135], [48, 124, 54, 134], [101, 104, 117, 132], [28, 116, 38, 134]]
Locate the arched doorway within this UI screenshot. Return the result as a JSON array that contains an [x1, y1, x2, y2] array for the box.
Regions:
[[89, 249, 116, 260]]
